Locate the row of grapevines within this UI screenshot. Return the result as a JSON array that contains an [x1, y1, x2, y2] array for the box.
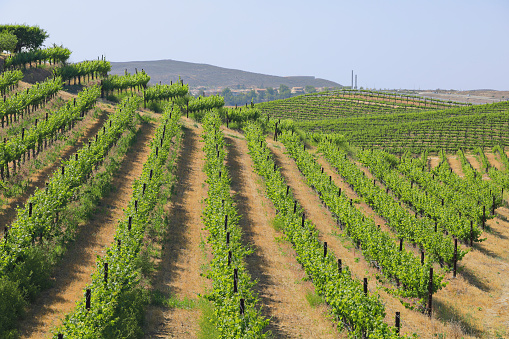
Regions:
[[188, 95, 225, 113], [357, 149, 482, 242], [0, 96, 140, 334], [0, 76, 62, 123], [492, 145, 509, 170], [102, 71, 150, 93], [4, 45, 71, 69], [244, 123, 400, 338], [398, 150, 500, 223], [318, 141, 462, 265], [0, 86, 100, 170], [143, 82, 189, 102], [56, 103, 182, 338], [53, 59, 111, 82], [432, 149, 499, 213], [279, 131, 445, 304], [0, 95, 140, 271], [473, 147, 509, 190], [202, 110, 268, 338], [455, 149, 503, 204], [0, 70, 23, 95]]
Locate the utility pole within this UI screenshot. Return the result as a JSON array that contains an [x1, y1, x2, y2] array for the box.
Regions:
[[351, 70, 353, 89]]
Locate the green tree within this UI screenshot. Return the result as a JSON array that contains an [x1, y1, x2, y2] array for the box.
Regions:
[[305, 85, 316, 93], [278, 84, 291, 99], [0, 25, 48, 52], [0, 31, 17, 53], [221, 87, 233, 104]]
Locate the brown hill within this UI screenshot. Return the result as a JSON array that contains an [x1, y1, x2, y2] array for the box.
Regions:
[[109, 59, 341, 89]]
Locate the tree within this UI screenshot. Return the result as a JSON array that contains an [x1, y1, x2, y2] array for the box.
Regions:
[[278, 84, 291, 99], [0, 25, 48, 52], [305, 85, 316, 93], [0, 31, 17, 53]]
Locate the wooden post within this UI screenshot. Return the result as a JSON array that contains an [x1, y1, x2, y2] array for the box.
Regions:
[[427, 268, 433, 317], [58, 334, 63, 339], [399, 238, 403, 251], [395, 312, 401, 334], [233, 268, 238, 293], [29, 202, 33, 217], [453, 238, 458, 278], [482, 206, 486, 229], [226, 232, 230, 245], [228, 251, 232, 266], [104, 262, 108, 284], [301, 213, 305, 227], [363, 278, 368, 295], [240, 298, 245, 315], [86, 289, 91, 310], [128, 216, 132, 231], [323, 242, 327, 258], [286, 185, 289, 196], [224, 215, 228, 230], [293, 200, 297, 213], [470, 220, 473, 246], [421, 250, 424, 265]]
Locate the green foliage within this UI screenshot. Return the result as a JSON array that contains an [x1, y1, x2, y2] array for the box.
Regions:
[[4, 45, 70, 69], [305, 85, 316, 93], [0, 30, 18, 54], [0, 94, 140, 337], [53, 59, 111, 81], [143, 82, 189, 102], [56, 103, 183, 338], [243, 122, 403, 338], [0, 277, 25, 336], [305, 291, 324, 307], [187, 95, 224, 113], [280, 131, 446, 304], [0, 83, 98, 169], [102, 71, 150, 92], [319, 141, 462, 265], [201, 110, 269, 338], [0, 24, 48, 52], [0, 70, 23, 95]]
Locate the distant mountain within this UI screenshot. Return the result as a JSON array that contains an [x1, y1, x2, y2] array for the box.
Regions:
[[109, 59, 341, 89]]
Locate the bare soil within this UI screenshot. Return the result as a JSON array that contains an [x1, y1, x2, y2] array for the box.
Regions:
[[428, 156, 440, 169], [143, 119, 210, 338], [225, 130, 339, 338], [18, 120, 156, 339], [447, 156, 465, 177], [485, 152, 503, 171]]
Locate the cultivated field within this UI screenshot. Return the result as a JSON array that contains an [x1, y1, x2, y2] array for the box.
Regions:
[[1, 41, 508, 339]]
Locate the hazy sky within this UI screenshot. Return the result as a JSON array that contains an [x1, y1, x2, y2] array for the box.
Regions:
[[1, 0, 508, 90]]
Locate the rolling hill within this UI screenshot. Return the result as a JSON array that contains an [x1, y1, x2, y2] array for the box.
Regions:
[[109, 59, 341, 89]]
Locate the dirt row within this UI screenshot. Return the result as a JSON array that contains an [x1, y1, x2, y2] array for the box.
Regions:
[[18, 115, 157, 338], [0, 100, 115, 233], [12, 112, 509, 338]]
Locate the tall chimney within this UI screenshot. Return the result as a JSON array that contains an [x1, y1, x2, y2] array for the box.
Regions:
[[355, 75, 357, 90]]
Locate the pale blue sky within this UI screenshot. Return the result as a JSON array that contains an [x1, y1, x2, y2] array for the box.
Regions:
[[1, 0, 507, 90]]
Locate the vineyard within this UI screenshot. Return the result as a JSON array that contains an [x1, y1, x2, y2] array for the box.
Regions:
[[0, 27, 508, 339]]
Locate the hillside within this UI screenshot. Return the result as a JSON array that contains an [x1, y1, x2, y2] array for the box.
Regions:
[[109, 59, 341, 89]]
